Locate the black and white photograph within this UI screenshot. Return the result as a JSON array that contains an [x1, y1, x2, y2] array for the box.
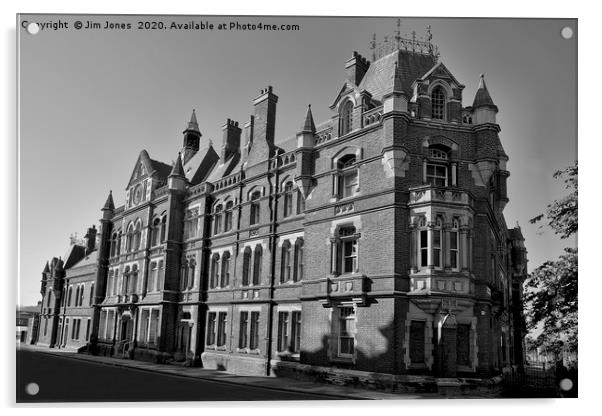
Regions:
[[11, 5, 582, 408]]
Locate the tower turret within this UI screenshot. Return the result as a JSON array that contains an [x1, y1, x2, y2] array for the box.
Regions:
[[182, 109, 202, 164], [294, 105, 316, 198], [168, 152, 186, 192], [471, 74, 498, 124]]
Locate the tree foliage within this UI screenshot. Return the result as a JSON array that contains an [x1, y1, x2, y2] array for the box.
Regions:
[[524, 162, 577, 355]]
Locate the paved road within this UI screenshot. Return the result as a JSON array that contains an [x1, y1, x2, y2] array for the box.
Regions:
[[16, 350, 342, 403]]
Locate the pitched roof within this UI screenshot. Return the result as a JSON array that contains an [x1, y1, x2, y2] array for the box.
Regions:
[[300, 105, 316, 133], [69, 250, 99, 270], [358, 49, 437, 101], [149, 158, 173, 180], [169, 152, 185, 177], [103, 190, 115, 211], [472, 74, 497, 109], [62, 244, 86, 270]]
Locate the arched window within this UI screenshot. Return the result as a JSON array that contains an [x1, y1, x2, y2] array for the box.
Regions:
[[431, 86, 445, 120], [113, 269, 119, 296], [74, 286, 80, 307], [107, 270, 114, 297], [180, 259, 189, 291], [160, 216, 167, 243], [252, 246, 262, 286], [79, 284, 84, 306], [210, 255, 220, 289], [130, 265, 139, 294], [116, 231, 122, 256], [250, 192, 261, 226], [151, 218, 161, 246], [220, 252, 230, 288], [296, 189, 305, 214], [224, 201, 234, 232], [133, 222, 142, 251], [67, 286, 73, 306], [147, 262, 156, 294], [280, 241, 292, 283], [126, 223, 134, 252], [337, 155, 359, 198], [340, 100, 353, 136], [242, 248, 252, 286], [213, 205, 223, 235], [283, 182, 293, 218], [110, 233, 118, 257], [294, 238, 304, 282]]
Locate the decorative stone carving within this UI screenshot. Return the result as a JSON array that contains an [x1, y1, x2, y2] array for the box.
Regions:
[[381, 148, 409, 178]]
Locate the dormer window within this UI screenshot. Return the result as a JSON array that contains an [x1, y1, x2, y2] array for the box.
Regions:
[[340, 100, 353, 136], [431, 86, 445, 120]]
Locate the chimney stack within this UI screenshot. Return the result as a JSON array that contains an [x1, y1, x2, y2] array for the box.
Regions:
[[345, 51, 370, 86], [247, 86, 278, 164], [221, 119, 242, 161], [84, 225, 97, 255]]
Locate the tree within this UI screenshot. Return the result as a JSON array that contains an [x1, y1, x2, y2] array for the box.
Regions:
[[524, 162, 577, 357]]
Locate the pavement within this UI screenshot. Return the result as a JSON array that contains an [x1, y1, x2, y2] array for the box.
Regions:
[[17, 343, 499, 400]]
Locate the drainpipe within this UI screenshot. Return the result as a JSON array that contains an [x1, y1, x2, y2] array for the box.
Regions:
[[265, 160, 280, 376]]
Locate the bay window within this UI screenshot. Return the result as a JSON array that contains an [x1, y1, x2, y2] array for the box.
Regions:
[[331, 226, 359, 275]]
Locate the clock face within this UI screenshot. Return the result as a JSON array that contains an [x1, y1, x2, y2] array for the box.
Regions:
[[132, 185, 143, 205]]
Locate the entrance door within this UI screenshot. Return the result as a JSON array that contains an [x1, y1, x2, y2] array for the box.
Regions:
[[120, 317, 133, 341]]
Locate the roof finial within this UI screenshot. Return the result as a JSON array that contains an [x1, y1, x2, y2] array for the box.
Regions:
[[395, 18, 402, 50], [301, 104, 316, 134], [186, 109, 200, 132]]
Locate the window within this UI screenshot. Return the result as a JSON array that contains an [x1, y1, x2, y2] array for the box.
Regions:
[[213, 205, 223, 235], [332, 226, 359, 275], [106, 310, 115, 341], [113, 269, 119, 296], [188, 259, 196, 290], [206, 312, 217, 346], [160, 216, 167, 243], [239, 311, 248, 348], [116, 232, 122, 255], [277, 311, 301, 353], [126, 223, 134, 252], [151, 218, 161, 246], [139, 309, 149, 343], [79, 284, 85, 306], [294, 239, 304, 282], [110, 232, 119, 257], [133, 222, 142, 251], [417, 216, 448, 270], [426, 164, 447, 187], [89, 283, 94, 306], [280, 241, 292, 283], [217, 312, 227, 347], [296, 189, 305, 214], [184, 208, 200, 240], [340, 100, 353, 136], [337, 306, 355, 357], [180, 260, 189, 291], [409, 321, 426, 364], [148, 262, 157, 293], [337, 155, 358, 198], [457, 324, 471, 366], [249, 192, 261, 225], [277, 311, 289, 352], [220, 252, 230, 288], [210, 255, 220, 289], [224, 201, 234, 232], [253, 246, 262, 286], [85, 318, 91, 341], [67, 286, 73, 306], [450, 219, 460, 270], [74, 286, 79, 307], [431, 86, 445, 120], [242, 248, 252, 286], [149, 309, 160, 345], [249, 312, 260, 350], [283, 182, 293, 217], [433, 218, 442, 268], [107, 270, 114, 297]]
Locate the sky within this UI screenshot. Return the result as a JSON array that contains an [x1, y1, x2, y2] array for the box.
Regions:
[[17, 15, 577, 306]]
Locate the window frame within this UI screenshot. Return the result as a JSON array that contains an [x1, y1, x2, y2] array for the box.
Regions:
[[431, 86, 446, 120], [249, 192, 261, 226], [339, 100, 354, 136]]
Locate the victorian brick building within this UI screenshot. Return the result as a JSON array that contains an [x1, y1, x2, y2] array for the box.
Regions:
[[40, 36, 528, 379], [38, 227, 98, 349]]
